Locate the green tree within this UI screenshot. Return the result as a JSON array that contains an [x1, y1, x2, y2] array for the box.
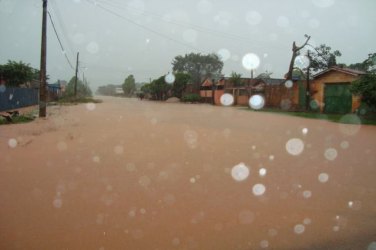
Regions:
[[122, 74, 136, 97], [350, 73, 376, 110], [310, 44, 342, 73], [172, 53, 223, 91], [64, 76, 92, 98], [151, 76, 172, 100], [0, 60, 38, 87], [348, 53, 376, 73], [230, 71, 243, 87], [172, 72, 191, 98]]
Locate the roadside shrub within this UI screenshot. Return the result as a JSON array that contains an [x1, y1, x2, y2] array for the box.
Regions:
[[181, 93, 201, 103]]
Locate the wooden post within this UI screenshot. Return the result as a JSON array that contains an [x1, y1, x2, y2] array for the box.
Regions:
[[39, 0, 47, 117]]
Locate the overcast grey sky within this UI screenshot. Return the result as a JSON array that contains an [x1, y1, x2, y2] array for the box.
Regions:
[[0, 0, 375, 89]]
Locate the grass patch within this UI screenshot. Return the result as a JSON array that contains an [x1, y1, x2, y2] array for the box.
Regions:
[[57, 96, 102, 104], [0, 114, 35, 125], [240, 107, 376, 125]]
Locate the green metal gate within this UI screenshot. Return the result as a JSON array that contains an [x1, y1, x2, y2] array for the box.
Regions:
[[324, 83, 352, 114]]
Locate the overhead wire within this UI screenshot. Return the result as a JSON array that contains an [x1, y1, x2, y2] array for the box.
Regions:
[[96, 0, 285, 50], [47, 11, 75, 71], [84, 0, 204, 53]]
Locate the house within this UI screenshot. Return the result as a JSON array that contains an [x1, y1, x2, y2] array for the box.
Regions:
[[199, 76, 291, 107], [47, 80, 67, 101], [311, 67, 365, 113]]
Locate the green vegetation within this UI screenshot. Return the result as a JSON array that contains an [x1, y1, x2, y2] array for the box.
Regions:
[[172, 53, 223, 91], [122, 74, 136, 97], [241, 108, 376, 125], [64, 76, 92, 98], [58, 96, 102, 104], [0, 113, 35, 125], [350, 73, 376, 111], [0, 60, 39, 86], [172, 72, 191, 98], [181, 93, 202, 103], [229, 71, 243, 87]]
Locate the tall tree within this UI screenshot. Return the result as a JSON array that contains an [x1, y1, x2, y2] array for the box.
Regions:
[[122, 74, 136, 97], [285, 35, 311, 81], [310, 44, 342, 73], [151, 76, 172, 100], [172, 53, 223, 91], [350, 73, 376, 111], [172, 72, 191, 98], [0, 60, 38, 87], [65, 76, 92, 97]]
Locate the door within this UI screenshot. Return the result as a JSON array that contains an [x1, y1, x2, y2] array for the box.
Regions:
[[324, 83, 352, 114]]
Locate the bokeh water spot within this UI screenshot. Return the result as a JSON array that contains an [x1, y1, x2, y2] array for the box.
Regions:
[[220, 93, 234, 106], [294, 55, 310, 69], [164, 72, 175, 84], [249, 94, 265, 110], [260, 240, 269, 248], [252, 183, 266, 196], [303, 190, 312, 199], [217, 48, 231, 62], [8, 138, 18, 148], [294, 224, 305, 234], [318, 173, 329, 183], [242, 53, 260, 70], [324, 148, 337, 161], [231, 162, 250, 182], [340, 141, 350, 149], [86, 102, 96, 111], [259, 168, 267, 177], [339, 114, 361, 136], [303, 218, 312, 225], [284, 80, 293, 88], [286, 138, 305, 156]]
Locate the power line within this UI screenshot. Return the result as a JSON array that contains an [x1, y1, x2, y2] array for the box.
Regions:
[[84, 0, 204, 52], [97, 0, 285, 50], [47, 11, 75, 71], [97, 0, 254, 43]]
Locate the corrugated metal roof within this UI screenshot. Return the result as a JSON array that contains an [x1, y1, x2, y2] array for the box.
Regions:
[[313, 66, 366, 79]]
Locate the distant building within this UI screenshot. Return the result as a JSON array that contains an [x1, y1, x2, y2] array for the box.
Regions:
[[115, 87, 124, 95]]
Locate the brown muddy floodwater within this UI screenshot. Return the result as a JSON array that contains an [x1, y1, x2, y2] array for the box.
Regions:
[[0, 96, 375, 250]]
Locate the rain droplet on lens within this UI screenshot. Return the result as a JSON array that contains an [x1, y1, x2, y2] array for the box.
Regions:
[[220, 93, 234, 106], [252, 183, 266, 196], [231, 162, 250, 182]]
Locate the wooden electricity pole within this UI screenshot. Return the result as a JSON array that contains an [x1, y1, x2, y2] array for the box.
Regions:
[[306, 50, 311, 111], [74, 52, 79, 97], [39, 0, 47, 117]]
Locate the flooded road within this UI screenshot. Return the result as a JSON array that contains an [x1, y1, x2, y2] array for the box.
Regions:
[[1, 97, 375, 249]]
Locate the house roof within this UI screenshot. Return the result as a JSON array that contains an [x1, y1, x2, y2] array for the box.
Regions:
[[313, 66, 366, 79]]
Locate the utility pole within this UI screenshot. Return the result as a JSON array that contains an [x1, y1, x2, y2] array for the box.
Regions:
[[74, 52, 79, 97], [306, 50, 311, 111], [39, 0, 47, 117]]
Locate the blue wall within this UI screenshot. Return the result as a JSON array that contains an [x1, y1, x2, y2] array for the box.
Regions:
[[0, 87, 39, 112]]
